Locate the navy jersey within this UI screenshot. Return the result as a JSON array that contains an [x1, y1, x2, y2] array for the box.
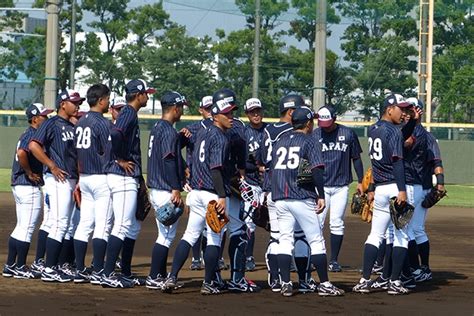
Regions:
[[313, 124, 362, 186], [185, 118, 213, 176], [104, 105, 142, 177], [403, 124, 427, 185], [422, 132, 442, 189], [11, 126, 44, 186], [75, 112, 111, 175], [147, 119, 183, 191], [368, 120, 404, 185], [261, 122, 293, 192], [244, 122, 268, 186], [226, 118, 247, 176], [190, 125, 230, 194], [271, 131, 324, 201], [31, 115, 78, 179]]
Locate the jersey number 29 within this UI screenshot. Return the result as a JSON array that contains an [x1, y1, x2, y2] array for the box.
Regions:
[[275, 146, 300, 169], [368, 137, 383, 160]]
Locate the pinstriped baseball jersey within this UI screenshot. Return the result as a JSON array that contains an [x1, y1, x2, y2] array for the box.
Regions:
[[104, 105, 142, 177], [31, 115, 78, 179], [226, 118, 247, 175], [368, 120, 404, 185], [147, 119, 183, 191], [313, 124, 362, 186], [244, 122, 267, 186], [75, 112, 111, 175], [261, 122, 293, 192], [422, 131, 442, 189], [190, 124, 230, 194], [11, 126, 44, 186], [271, 131, 324, 201], [185, 118, 212, 177], [403, 124, 427, 185]]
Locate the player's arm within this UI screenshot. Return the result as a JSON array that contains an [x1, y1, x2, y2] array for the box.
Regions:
[[307, 138, 325, 213], [29, 140, 68, 182], [391, 131, 407, 204], [163, 133, 182, 206], [209, 137, 227, 213], [427, 133, 445, 191], [350, 130, 364, 194], [17, 149, 41, 184]]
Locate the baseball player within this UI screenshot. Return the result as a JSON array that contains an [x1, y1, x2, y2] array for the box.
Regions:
[[72, 84, 113, 284], [29, 89, 84, 282], [145, 91, 186, 289], [110, 96, 126, 122], [162, 90, 235, 295], [353, 93, 412, 295], [101, 79, 156, 288], [271, 106, 344, 297], [313, 105, 364, 272], [183, 96, 213, 270], [242, 98, 267, 271], [3, 104, 53, 279]]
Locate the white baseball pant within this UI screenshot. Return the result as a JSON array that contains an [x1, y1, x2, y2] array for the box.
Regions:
[[318, 185, 349, 235], [149, 189, 179, 248], [11, 185, 42, 243]]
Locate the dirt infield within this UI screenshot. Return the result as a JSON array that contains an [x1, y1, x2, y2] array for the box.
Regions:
[[0, 192, 472, 315]]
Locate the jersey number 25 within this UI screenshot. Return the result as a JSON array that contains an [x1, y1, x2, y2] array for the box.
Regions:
[[275, 146, 300, 169]]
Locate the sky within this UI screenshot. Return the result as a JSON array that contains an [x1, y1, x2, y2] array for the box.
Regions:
[[14, 0, 347, 57]]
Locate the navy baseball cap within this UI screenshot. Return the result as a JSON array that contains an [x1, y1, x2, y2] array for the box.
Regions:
[[317, 105, 336, 128], [383, 93, 411, 109], [111, 96, 126, 109], [279, 94, 305, 113], [292, 106, 315, 126], [160, 91, 187, 107], [26, 103, 53, 120], [56, 89, 85, 108], [125, 79, 156, 95], [244, 98, 263, 112], [199, 96, 213, 109], [211, 98, 237, 115]]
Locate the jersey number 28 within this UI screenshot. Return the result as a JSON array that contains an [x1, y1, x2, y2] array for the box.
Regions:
[[76, 127, 91, 149], [275, 146, 300, 169], [368, 137, 383, 160]]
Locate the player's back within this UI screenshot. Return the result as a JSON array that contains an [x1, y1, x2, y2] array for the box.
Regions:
[[75, 112, 111, 175]]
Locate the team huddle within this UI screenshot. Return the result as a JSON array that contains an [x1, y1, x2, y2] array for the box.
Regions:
[[3, 79, 445, 297]]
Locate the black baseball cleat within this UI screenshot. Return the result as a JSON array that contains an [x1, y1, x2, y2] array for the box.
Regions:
[[201, 281, 222, 295], [161, 275, 178, 293], [328, 261, 342, 272], [370, 276, 389, 291], [41, 267, 74, 283], [281, 281, 293, 297], [74, 268, 91, 283], [317, 281, 345, 296], [298, 278, 318, 293], [100, 273, 134, 288], [2, 264, 17, 278], [387, 280, 410, 295], [14, 265, 40, 279], [352, 278, 372, 293]]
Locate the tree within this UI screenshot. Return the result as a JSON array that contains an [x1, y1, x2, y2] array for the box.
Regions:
[[235, 0, 290, 30]]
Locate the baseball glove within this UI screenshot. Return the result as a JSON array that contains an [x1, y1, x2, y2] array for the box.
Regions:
[[136, 176, 153, 221], [206, 200, 229, 233], [252, 202, 270, 231], [156, 202, 184, 226], [73, 186, 81, 209], [350, 192, 367, 215], [389, 197, 415, 230], [421, 187, 447, 208], [296, 158, 313, 185], [229, 175, 242, 199], [361, 199, 373, 223], [361, 168, 373, 193]]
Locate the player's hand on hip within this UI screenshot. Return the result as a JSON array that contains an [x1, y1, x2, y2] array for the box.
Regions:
[[50, 165, 68, 182], [26, 171, 41, 184], [216, 198, 226, 215], [356, 183, 364, 195], [171, 189, 182, 206], [396, 191, 407, 205], [315, 198, 325, 214], [116, 159, 135, 175]]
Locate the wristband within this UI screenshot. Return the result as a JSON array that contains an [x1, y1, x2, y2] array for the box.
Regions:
[[368, 183, 375, 192], [435, 173, 444, 185]]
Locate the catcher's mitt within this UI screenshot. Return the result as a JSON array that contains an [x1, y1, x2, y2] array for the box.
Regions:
[[136, 176, 153, 221], [350, 192, 367, 215], [73, 186, 82, 209], [155, 202, 184, 226], [389, 197, 415, 230], [252, 200, 270, 231], [206, 200, 229, 233], [361, 200, 373, 223], [296, 158, 313, 185], [421, 187, 447, 208], [361, 168, 373, 193]]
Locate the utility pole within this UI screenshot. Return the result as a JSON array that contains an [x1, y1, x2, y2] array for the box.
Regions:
[[418, 0, 434, 130], [44, 0, 60, 109], [69, 0, 77, 89], [313, 0, 327, 111], [252, 0, 261, 98]]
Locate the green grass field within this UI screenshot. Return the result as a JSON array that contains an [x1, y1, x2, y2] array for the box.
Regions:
[[0, 169, 472, 208]]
